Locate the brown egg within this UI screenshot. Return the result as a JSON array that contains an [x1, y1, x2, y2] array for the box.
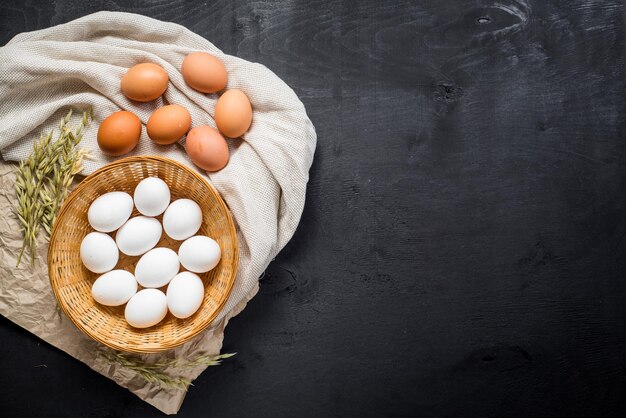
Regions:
[[214, 89, 252, 138], [185, 126, 229, 172], [121, 63, 169, 102], [146, 105, 192, 145], [181, 52, 227, 94], [97, 111, 142, 156]]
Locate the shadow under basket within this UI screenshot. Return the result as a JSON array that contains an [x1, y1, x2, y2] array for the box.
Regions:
[[48, 156, 238, 353]]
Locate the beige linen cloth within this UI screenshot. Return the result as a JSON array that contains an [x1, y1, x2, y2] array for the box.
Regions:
[[0, 11, 316, 415]]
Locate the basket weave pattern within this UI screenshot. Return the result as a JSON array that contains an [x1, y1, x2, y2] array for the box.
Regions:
[[48, 156, 238, 353]]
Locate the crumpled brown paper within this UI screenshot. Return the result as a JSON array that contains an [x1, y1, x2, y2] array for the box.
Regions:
[[0, 160, 255, 414]]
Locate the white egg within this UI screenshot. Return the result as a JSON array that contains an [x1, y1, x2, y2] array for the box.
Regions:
[[80, 232, 119, 273], [166, 272, 204, 319], [115, 216, 163, 256], [91, 270, 137, 306], [133, 177, 171, 217], [134, 247, 180, 288], [125, 289, 168, 328], [87, 191, 133, 232], [163, 199, 202, 240], [178, 235, 221, 273]]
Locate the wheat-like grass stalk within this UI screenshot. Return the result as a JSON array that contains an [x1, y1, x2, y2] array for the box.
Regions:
[[98, 350, 236, 390], [15, 108, 92, 266]]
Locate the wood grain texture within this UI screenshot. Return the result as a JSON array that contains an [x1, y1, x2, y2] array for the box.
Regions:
[[1, 0, 625, 417]]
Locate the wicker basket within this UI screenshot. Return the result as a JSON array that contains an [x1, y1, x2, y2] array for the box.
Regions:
[[48, 156, 238, 353]]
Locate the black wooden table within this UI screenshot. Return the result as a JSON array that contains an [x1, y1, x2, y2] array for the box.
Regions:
[[1, 1, 625, 417]]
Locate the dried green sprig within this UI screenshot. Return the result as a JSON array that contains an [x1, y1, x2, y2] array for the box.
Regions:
[[15, 131, 56, 266], [41, 128, 92, 236], [98, 350, 236, 390], [14, 108, 92, 266]]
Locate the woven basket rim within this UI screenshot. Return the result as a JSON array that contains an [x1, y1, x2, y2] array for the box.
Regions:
[[48, 155, 239, 353]]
